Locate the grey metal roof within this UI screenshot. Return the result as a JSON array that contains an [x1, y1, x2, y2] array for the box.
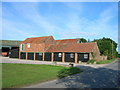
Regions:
[[1, 40, 22, 47]]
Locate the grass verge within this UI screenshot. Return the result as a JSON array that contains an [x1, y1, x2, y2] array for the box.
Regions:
[[87, 59, 96, 64], [96, 59, 116, 64], [2, 63, 81, 88]]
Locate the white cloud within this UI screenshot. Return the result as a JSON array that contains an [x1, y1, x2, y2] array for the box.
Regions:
[[59, 4, 117, 41], [2, 2, 117, 43], [9, 3, 57, 34]]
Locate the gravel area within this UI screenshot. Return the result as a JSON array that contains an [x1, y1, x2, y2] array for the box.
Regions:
[[1, 56, 108, 69]]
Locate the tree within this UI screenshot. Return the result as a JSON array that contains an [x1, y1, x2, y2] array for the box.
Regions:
[[92, 37, 117, 60], [79, 38, 87, 43]]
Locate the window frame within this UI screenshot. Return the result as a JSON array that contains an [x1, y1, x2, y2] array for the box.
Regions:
[[70, 53, 74, 58], [58, 53, 62, 57], [27, 43, 31, 48], [84, 54, 88, 59]]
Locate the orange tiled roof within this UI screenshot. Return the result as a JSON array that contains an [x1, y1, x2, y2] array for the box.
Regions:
[[46, 42, 96, 52], [55, 39, 79, 44], [21, 36, 96, 53], [21, 36, 53, 44]]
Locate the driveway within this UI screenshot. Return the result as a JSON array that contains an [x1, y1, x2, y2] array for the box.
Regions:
[[22, 59, 119, 88]]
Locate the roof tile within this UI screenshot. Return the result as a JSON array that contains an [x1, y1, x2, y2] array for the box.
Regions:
[[47, 42, 96, 52]]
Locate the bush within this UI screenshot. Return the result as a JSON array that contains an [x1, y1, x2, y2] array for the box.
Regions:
[[57, 67, 82, 78], [87, 59, 96, 64]]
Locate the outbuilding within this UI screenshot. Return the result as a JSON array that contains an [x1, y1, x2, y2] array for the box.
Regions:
[[19, 36, 103, 63], [1, 40, 22, 57]]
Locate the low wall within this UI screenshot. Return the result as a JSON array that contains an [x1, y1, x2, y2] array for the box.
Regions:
[[100, 56, 107, 60]]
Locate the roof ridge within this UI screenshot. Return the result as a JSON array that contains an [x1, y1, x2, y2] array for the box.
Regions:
[[56, 38, 79, 41], [27, 36, 51, 39]]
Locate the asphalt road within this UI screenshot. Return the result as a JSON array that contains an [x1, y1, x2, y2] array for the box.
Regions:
[[22, 59, 119, 88]]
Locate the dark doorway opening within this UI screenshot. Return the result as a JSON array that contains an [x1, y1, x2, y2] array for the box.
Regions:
[[9, 48, 19, 58], [54, 52, 62, 62], [44, 53, 51, 61], [78, 53, 89, 62], [65, 53, 75, 62], [20, 52, 26, 59], [36, 53, 43, 60], [28, 53, 34, 60]]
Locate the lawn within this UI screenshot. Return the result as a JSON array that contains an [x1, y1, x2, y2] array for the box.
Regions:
[[2, 63, 81, 88]]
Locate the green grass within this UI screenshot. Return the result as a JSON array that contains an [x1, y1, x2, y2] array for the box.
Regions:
[[2, 63, 81, 88], [57, 67, 82, 78], [96, 59, 116, 64]]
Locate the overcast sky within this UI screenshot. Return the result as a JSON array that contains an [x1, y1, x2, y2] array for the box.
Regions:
[[2, 2, 118, 43]]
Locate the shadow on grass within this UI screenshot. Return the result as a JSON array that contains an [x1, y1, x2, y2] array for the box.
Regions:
[[57, 63, 119, 88], [57, 67, 83, 79]]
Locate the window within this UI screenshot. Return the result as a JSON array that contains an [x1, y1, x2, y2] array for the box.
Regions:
[[58, 53, 62, 57], [20, 44, 24, 51], [27, 43, 30, 48], [70, 53, 74, 58], [84, 54, 88, 59], [39, 53, 42, 56]]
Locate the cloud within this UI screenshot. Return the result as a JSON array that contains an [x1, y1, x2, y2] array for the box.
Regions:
[[2, 19, 38, 40], [2, 2, 58, 40], [59, 4, 117, 41], [2, 2, 117, 43], [9, 3, 57, 34]]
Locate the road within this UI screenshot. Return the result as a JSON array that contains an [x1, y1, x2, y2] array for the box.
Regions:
[[22, 59, 119, 88]]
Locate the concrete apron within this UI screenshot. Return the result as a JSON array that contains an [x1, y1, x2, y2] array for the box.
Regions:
[[1, 56, 108, 69]]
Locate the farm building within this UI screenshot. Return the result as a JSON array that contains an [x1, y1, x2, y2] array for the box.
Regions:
[[19, 36, 104, 63], [1, 40, 22, 57]]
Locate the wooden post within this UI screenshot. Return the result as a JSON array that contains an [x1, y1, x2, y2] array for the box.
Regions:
[[42, 52, 44, 61], [34, 52, 36, 60], [26, 52, 28, 60], [51, 53, 54, 62], [75, 53, 78, 64], [62, 52, 65, 62], [19, 52, 21, 60]]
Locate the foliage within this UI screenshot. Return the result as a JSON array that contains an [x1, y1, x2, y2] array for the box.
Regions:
[[57, 67, 82, 79], [92, 37, 117, 60], [118, 54, 120, 58], [79, 38, 87, 43], [2, 63, 68, 88], [87, 59, 96, 64], [116, 52, 120, 58], [96, 59, 115, 64], [91, 52, 95, 59]]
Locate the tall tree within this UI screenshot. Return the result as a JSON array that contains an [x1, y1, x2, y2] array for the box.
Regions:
[[92, 37, 117, 59]]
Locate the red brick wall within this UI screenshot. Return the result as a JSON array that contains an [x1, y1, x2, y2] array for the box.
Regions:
[[20, 36, 55, 52], [92, 43, 101, 61], [20, 43, 45, 52]]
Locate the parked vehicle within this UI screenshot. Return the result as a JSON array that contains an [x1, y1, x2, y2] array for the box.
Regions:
[[2, 52, 8, 57]]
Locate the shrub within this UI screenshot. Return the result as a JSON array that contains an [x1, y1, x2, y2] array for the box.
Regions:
[[57, 67, 82, 78], [87, 59, 96, 64]]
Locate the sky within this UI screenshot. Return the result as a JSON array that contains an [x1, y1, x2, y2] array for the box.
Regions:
[[2, 2, 118, 44]]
